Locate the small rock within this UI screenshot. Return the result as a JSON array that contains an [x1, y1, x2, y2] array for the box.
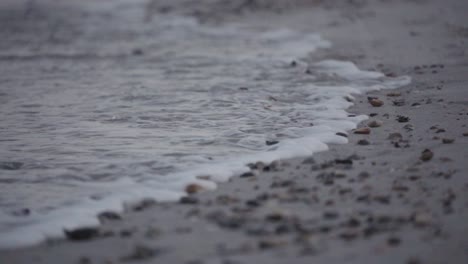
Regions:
[[357, 139, 370, 145], [354, 127, 371, 134], [463, 132, 468, 137], [368, 120, 382, 128], [396, 115, 410, 123], [412, 212, 432, 227], [240, 171, 255, 178], [258, 239, 285, 250], [64, 227, 99, 241], [388, 133, 402, 141], [420, 149, 433, 161], [131, 48, 144, 55], [368, 98, 384, 107], [442, 138, 454, 144], [336, 132, 348, 138], [266, 140, 279, 146], [185, 184, 204, 194], [98, 211, 122, 222], [387, 92, 401, 97]]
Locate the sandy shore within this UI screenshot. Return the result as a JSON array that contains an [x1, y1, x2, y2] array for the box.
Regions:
[[1, 0, 467, 263]]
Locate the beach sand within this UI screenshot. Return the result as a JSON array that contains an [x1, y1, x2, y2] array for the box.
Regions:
[[1, 0, 467, 263]]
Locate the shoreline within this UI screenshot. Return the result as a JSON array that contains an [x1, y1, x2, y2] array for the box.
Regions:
[[1, 0, 467, 263]]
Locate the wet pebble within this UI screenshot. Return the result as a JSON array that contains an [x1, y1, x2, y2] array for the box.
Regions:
[[368, 98, 384, 107], [186, 184, 204, 194], [412, 212, 432, 227], [64, 227, 99, 241], [357, 139, 370, 145], [368, 120, 382, 128], [420, 149, 433, 161], [396, 115, 410, 123], [98, 211, 122, 222], [354, 127, 371, 134], [442, 138, 454, 144]]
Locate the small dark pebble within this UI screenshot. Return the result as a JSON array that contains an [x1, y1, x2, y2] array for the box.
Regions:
[[369, 113, 378, 117], [132, 48, 143, 56], [442, 138, 454, 144], [266, 140, 279, 146], [357, 139, 370, 145], [239, 87, 249, 91], [64, 227, 99, 241], [240, 171, 255, 178], [336, 132, 348, 138], [420, 149, 434, 161], [335, 158, 353, 165], [98, 211, 122, 222], [396, 115, 410, 123]]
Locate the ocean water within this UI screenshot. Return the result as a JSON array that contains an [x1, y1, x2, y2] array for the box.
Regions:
[[0, 1, 410, 248]]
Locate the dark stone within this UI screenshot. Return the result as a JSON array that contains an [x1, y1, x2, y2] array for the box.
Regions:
[[357, 139, 370, 145], [266, 140, 279, 146], [240, 171, 255, 178], [64, 227, 99, 241], [98, 211, 122, 221], [396, 115, 410, 123]]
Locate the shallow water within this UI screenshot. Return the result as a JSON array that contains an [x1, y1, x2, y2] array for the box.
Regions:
[[0, 1, 410, 247]]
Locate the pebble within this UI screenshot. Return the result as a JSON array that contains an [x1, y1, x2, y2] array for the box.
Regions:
[[64, 227, 99, 241], [412, 212, 432, 227], [336, 132, 348, 138], [387, 92, 401, 97], [388, 132, 403, 141], [240, 171, 255, 178], [186, 184, 204, 194], [368, 120, 382, 128], [354, 127, 371, 134], [442, 138, 454, 144], [396, 115, 410, 123], [98, 211, 122, 222], [420, 149, 433, 161], [357, 139, 370, 145], [369, 98, 384, 107]]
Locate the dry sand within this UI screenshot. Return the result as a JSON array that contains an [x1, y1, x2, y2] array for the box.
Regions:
[[1, 0, 467, 263]]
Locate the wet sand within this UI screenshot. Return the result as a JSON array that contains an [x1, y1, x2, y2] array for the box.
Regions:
[[1, 0, 468, 263]]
